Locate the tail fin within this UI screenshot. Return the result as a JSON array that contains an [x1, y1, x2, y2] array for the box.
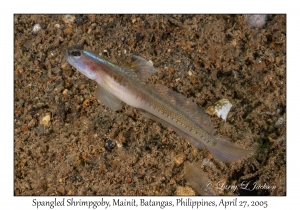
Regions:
[[208, 137, 255, 163]]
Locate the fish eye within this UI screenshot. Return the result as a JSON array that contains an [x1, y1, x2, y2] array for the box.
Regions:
[[69, 50, 81, 57]]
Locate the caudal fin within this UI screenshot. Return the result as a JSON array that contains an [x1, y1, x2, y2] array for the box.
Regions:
[[208, 137, 255, 163]]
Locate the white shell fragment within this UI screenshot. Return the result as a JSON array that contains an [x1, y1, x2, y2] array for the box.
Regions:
[[214, 99, 232, 120], [206, 99, 232, 121]]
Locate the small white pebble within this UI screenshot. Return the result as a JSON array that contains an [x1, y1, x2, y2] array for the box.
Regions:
[[116, 141, 123, 148], [62, 15, 76, 25], [275, 117, 285, 128], [62, 89, 69, 95], [32, 24, 41, 32], [202, 158, 210, 166], [232, 70, 238, 79], [245, 14, 267, 28], [40, 113, 51, 126], [54, 23, 60, 28], [202, 158, 215, 168], [148, 60, 154, 66]]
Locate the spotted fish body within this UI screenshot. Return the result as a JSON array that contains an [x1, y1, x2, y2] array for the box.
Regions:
[[65, 45, 254, 163]]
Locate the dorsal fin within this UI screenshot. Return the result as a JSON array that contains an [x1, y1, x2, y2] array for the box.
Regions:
[[118, 54, 157, 82], [154, 84, 216, 135]]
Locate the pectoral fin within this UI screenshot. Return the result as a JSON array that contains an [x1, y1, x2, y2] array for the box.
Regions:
[[96, 85, 124, 110]]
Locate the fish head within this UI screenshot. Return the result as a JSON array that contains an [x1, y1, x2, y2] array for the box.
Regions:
[[65, 45, 100, 80]]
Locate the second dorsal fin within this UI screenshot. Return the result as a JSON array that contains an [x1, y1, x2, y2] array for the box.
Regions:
[[154, 84, 216, 135]]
